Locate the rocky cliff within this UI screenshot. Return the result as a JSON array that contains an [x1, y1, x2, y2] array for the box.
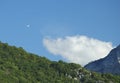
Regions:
[[84, 45, 120, 74]]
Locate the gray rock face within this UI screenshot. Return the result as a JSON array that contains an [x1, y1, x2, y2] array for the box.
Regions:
[[84, 45, 120, 74]]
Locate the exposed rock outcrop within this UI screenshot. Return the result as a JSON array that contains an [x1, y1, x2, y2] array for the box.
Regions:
[[85, 45, 120, 74]]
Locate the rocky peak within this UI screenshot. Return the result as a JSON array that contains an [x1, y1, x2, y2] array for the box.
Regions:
[[107, 45, 120, 64], [84, 44, 120, 74], [116, 45, 120, 64]]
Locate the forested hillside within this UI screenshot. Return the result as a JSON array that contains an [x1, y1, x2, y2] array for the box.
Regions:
[[0, 41, 120, 83]]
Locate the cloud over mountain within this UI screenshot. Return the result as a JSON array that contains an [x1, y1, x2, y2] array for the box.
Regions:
[[43, 35, 113, 66]]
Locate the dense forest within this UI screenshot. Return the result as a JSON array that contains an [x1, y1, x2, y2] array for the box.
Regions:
[[0, 41, 120, 83]]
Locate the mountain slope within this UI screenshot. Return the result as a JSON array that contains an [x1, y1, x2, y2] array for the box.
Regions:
[[85, 45, 120, 74], [0, 41, 120, 83], [0, 41, 81, 83]]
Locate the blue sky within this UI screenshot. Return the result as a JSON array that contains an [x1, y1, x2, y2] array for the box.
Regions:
[[0, 0, 120, 63]]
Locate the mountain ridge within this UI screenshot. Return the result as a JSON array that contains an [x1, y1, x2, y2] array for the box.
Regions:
[[85, 44, 120, 74], [0, 41, 120, 83]]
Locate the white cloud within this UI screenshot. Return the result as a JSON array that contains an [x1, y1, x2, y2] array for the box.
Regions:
[[43, 35, 113, 66]]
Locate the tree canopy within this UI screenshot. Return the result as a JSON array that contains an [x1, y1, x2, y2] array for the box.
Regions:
[[0, 41, 120, 83]]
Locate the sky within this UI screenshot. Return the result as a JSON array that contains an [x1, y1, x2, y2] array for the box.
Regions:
[[0, 0, 120, 66]]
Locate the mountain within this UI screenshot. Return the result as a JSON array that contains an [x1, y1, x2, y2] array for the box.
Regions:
[[0, 41, 120, 83], [85, 45, 120, 75]]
